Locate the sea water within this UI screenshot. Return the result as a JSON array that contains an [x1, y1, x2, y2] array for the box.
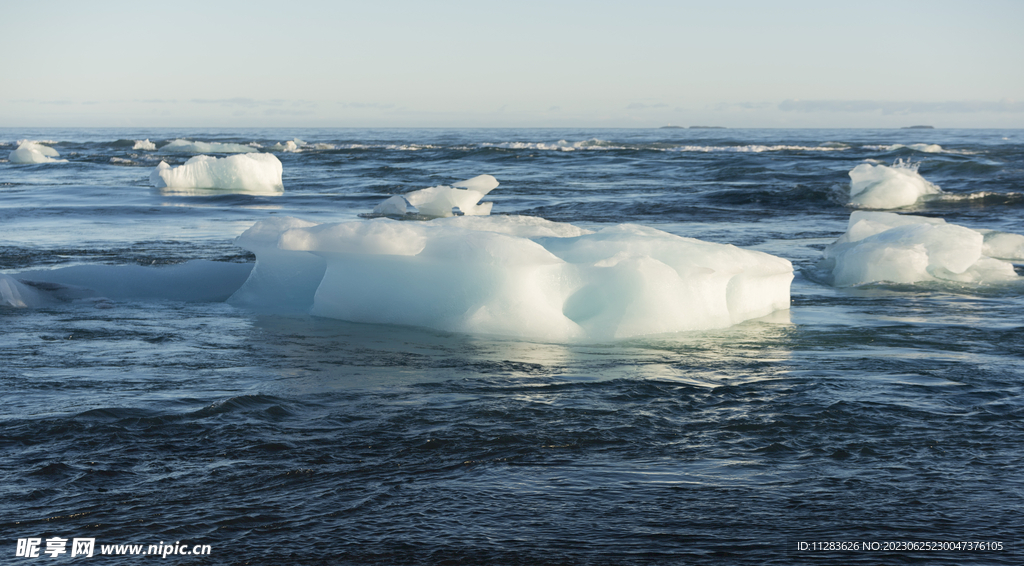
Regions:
[[1, 128, 1022, 564]]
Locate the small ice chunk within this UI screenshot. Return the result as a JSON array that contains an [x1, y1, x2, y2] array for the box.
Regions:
[[133, 139, 157, 151], [150, 154, 284, 193], [906, 143, 943, 153], [373, 174, 499, 218], [821, 211, 1019, 286], [9, 141, 67, 164], [160, 139, 259, 153], [373, 195, 419, 217], [269, 139, 307, 152], [848, 160, 942, 209]]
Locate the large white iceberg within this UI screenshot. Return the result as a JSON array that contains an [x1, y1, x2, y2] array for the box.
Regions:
[[9, 141, 67, 164], [848, 160, 942, 209], [229, 215, 793, 342], [372, 175, 499, 218], [150, 154, 284, 193], [160, 139, 258, 154], [820, 211, 1020, 287]]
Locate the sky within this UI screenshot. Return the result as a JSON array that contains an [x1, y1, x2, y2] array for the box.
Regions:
[[3, 0, 1023, 128]]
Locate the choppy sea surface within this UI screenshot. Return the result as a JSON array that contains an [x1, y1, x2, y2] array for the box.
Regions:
[[1, 128, 1022, 564]]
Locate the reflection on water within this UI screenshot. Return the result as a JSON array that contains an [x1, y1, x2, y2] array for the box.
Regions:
[[157, 186, 284, 197], [248, 308, 797, 392]]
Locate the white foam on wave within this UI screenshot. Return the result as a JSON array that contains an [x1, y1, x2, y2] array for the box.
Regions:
[[848, 159, 942, 209], [863, 143, 975, 155], [229, 215, 793, 342], [9, 141, 67, 164], [3, 261, 253, 307], [820, 211, 1020, 287], [480, 140, 849, 153], [133, 139, 157, 151], [373, 174, 499, 218], [665, 144, 848, 153], [160, 139, 259, 154], [150, 154, 284, 194]]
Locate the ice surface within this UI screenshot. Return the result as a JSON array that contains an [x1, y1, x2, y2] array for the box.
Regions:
[[160, 139, 258, 154], [150, 154, 284, 193], [372, 174, 499, 218], [0, 273, 45, 307], [11, 261, 253, 303], [848, 160, 942, 209], [133, 139, 157, 151], [978, 230, 1024, 260], [821, 211, 1019, 286], [9, 141, 67, 164], [230, 215, 793, 342]]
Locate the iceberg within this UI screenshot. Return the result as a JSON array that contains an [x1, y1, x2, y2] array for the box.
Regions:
[[160, 139, 258, 154], [820, 211, 1020, 287], [133, 139, 157, 151], [229, 215, 793, 342], [372, 174, 499, 218], [848, 160, 942, 209], [9, 141, 67, 164], [150, 154, 284, 194]]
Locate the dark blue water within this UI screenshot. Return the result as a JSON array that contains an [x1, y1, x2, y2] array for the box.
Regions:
[[2, 129, 1022, 564]]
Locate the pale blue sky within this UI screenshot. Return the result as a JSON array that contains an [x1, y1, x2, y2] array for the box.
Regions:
[[3, 0, 1022, 127]]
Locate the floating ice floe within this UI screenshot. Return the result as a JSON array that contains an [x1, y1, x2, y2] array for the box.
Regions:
[[150, 154, 284, 194], [372, 174, 499, 218], [1, 261, 253, 308], [848, 159, 942, 209], [8, 141, 67, 164], [160, 139, 259, 154], [820, 211, 1021, 287], [0, 273, 45, 307], [133, 139, 157, 151], [229, 214, 793, 342]]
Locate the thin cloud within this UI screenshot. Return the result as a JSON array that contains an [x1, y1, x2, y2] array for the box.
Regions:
[[627, 102, 669, 110], [779, 99, 1024, 114]]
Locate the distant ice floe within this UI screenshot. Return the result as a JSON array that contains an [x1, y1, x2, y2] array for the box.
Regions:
[[9, 141, 67, 164], [133, 139, 157, 151], [270, 138, 305, 152], [160, 139, 258, 154], [229, 214, 793, 342], [269, 138, 335, 152], [848, 159, 942, 209], [150, 154, 284, 194], [820, 211, 1021, 287], [372, 174, 499, 218]]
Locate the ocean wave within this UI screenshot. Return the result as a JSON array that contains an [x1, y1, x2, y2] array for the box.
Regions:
[[863, 143, 976, 155]]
